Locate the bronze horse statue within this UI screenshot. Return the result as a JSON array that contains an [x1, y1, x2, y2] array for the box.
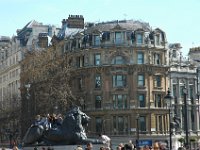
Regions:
[[23, 107, 103, 145]]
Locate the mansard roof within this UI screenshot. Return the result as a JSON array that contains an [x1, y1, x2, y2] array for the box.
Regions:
[[17, 20, 42, 36], [85, 20, 151, 33]]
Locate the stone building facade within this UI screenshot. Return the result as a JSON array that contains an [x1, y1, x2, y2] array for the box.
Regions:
[[61, 18, 171, 144], [168, 43, 200, 148], [0, 35, 22, 146]]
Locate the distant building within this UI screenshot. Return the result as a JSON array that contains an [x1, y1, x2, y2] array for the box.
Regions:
[[169, 43, 199, 149], [17, 20, 59, 50], [0, 20, 59, 146]]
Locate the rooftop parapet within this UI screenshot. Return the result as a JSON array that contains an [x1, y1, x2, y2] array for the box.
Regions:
[[189, 47, 200, 54]]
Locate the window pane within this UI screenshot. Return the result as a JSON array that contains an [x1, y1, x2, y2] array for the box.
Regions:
[[155, 94, 161, 107], [95, 75, 101, 88], [118, 116, 124, 133], [138, 75, 144, 86], [137, 33, 143, 44], [156, 34, 160, 45], [113, 94, 127, 109], [155, 76, 161, 87], [154, 53, 160, 65], [137, 53, 144, 64], [95, 95, 102, 108], [111, 56, 125, 64], [113, 75, 126, 87], [115, 32, 122, 44], [102, 32, 110, 41], [94, 54, 101, 65], [139, 94, 145, 107], [139, 116, 146, 132], [96, 117, 102, 133], [94, 35, 100, 46], [117, 95, 123, 109]]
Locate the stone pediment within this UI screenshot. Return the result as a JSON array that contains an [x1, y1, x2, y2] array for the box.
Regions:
[[74, 32, 84, 38], [91, 29, 101, 34], [111, 24, 125, 31], [135, 28, 145, 32]]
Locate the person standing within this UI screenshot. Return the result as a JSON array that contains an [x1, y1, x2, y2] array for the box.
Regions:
[[99, 133, 111, 149]]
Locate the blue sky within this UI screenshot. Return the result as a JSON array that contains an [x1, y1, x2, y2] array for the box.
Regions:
[[1, 0, 200, 56]]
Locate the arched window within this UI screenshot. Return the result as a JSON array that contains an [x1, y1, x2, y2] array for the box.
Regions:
[[111, 56, 125, 64]]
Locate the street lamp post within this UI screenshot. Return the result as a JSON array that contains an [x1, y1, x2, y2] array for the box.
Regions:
[[164, 89, 174, 150], [136, 114, 140, 150], [183, 87, 189, 149]]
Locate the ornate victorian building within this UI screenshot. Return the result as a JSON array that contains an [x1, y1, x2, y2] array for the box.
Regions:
[[61, 17, 171, 143]]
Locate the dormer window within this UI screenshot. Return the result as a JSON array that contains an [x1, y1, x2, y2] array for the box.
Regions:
[[172, 50, 176, 58], [136, 33, 143, 44], [115, 32, 123, 45], [155, 34, 160, 45], [94, 35, 100, 46], [102, 32, 110, 41]]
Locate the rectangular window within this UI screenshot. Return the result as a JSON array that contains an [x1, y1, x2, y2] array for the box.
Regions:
[[154, 53, 161, 65], [180, 86, 185, 98], [102, 32, 110, 41], [155, 34, 160, 45], [138, 94, 145, 107], [96, 117, 103, 133], [154, 75, 161, 87], [94, 35, 100, 46], [94, 54, 101, 66], [113, 116, 117, 134], [138, 74, 145, 86], [77, 56, 84, 67], [137, 33, 143, 44], [139, 116, 146, 132], [95, 95, 102, 109], [172, 84, 176, 98], [112, 56, 124, 65], [113, 116, 128, 134], [155, 94, 162, 107], [112, 75, 126, 87], [115, 32, 123, 45], [158, 115, 162, 132], [172, 50, 176, 58], [137, 52, 144, 64], [118, 116, 124, 134], [95, 74, 101, 88], [113, 94, 127, 109], [189, 85, 194, 99]]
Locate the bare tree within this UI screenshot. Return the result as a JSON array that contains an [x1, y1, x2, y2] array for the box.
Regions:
[[20, 42, 77, 131]]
